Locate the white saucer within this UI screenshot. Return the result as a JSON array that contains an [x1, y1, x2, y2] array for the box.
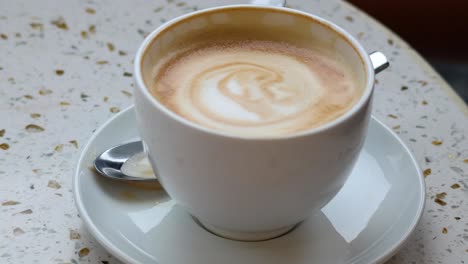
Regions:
[[73, 106, 425, 264]]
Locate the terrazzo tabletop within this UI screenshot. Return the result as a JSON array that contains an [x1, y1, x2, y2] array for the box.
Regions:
[[1, 0, 467, 263]]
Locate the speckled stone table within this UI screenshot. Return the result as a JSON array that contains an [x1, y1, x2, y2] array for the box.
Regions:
[[1, 0, 467, 263]]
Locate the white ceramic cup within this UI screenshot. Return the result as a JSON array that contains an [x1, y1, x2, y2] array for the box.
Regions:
[[134, 3, 388, 241]]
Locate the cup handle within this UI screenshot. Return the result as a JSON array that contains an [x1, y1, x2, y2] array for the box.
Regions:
[[369, 51, 389, 74], [249, 0, 286, 7]]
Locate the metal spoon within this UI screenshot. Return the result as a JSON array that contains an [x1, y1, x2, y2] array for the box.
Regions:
[[94, 141, 158, 182]]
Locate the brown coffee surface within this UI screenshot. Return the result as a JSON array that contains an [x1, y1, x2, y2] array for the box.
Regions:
[[149, 40, 362, 137]]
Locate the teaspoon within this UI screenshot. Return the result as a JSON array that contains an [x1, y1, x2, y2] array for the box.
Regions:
[[94, 141, 158, 182]]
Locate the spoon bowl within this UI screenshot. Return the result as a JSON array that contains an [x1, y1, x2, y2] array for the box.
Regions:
[[94, 141, 158, 182]]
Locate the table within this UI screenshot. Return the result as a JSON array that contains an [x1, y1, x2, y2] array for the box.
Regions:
[[1, 0, 467, 263]]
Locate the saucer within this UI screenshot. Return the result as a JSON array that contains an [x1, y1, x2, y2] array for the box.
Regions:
[[73, 106, 425, 264]]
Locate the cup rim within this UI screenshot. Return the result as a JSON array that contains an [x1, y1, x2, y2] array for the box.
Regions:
[[134, 5, 375, 141]]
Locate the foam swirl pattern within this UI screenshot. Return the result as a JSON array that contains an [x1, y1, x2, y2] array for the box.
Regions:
[[151, 41, 360, 137]]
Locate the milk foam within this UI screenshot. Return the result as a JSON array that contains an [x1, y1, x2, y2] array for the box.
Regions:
[[151, 40, 360, 137]]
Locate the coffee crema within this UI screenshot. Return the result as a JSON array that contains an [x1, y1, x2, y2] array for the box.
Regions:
[[150, 40, 362, 137]]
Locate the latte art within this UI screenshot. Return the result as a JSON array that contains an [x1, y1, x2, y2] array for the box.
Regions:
[[193, 59, 321, 124], [151, 40, 361, 137]]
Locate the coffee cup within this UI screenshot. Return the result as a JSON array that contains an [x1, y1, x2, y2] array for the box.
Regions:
[[133, 2, 388, 241]]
